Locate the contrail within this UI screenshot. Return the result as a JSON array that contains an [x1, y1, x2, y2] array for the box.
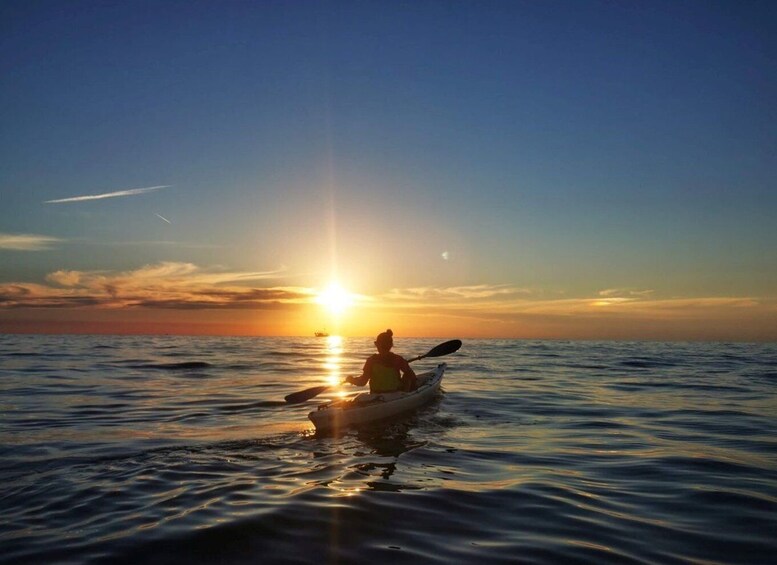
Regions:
[[155, 213, 172, 224], [44, 185, 171, 204]]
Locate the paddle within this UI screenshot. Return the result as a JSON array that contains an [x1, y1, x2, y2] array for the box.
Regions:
[[284, 339, 462, 404]]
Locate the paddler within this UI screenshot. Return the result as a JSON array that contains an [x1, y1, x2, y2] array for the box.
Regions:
[[346, 329, 417, 393]]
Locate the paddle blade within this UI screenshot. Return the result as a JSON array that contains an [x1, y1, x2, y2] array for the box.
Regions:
[[285, 385, 330, 404], [407, 339, 462, 363], [424, 339, 462, 358]]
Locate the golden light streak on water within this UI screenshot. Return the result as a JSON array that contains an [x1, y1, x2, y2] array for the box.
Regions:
[[324, 335, 344, 386]]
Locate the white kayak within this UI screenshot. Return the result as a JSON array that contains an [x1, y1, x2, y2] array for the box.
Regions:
[[308, 362, 446, 431]]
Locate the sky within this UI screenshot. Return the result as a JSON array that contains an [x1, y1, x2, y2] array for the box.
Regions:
[[1, 0, 776, 341]]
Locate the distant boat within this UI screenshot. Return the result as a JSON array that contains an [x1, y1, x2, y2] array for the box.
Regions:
[[314, 331, 329, 337]]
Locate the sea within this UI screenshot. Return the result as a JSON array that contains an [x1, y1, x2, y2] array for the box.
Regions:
[[1, 334, 775, 564]]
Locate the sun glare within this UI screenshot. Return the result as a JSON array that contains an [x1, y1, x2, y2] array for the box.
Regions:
[[316, 283, 353, 316]]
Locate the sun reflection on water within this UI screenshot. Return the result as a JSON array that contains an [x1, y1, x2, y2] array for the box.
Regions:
[[324, 335, 344, 386]]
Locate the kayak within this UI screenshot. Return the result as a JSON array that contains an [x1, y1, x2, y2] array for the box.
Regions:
[[309, 362, 446, 431]]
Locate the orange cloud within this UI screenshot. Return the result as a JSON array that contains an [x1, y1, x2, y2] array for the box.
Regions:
[[0, 262, 312, 310], [1, 271, 775, 341], [373, 285, 768, 320], [362, 285, 776, 341]]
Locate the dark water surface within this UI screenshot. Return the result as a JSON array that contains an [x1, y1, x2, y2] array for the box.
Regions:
[[1, 335, 776, 564]]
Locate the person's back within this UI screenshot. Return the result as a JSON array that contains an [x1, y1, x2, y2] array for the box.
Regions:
[[346, 329, 416, 393], [364, 351, 406, 393]]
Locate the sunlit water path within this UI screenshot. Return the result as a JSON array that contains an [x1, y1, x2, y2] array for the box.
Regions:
[[1, 335, 775, 564]]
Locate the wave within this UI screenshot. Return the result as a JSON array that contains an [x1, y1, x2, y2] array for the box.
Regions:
[[2, 335, 776, 565], [128, 361, 213, 370]]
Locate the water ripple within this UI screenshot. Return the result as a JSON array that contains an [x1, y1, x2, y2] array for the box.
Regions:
[[1, 336, 776, 564]]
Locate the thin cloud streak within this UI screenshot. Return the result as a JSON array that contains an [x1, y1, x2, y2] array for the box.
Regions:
[[155, 213, 172, 224], [44, 185, 171, 204], [81, 240, 224, 249], [598, 288, 655, 298], [372, 284, 774, 323], [0, 233, 62, 251], [384, 284, 530, 302]]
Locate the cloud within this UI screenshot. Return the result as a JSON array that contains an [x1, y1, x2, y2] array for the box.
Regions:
[[598, 288, 654, 298], [371, 283, 774, 325], [0, 233, 62, 251], [44, 185, 170, 204], [46, 270, 82, 286], [471, 295, 764, 319], [3, 267, 774, 341], [0, 262, 310, 310], [384, 284, 530, 302], [83, 240, 223, 249]]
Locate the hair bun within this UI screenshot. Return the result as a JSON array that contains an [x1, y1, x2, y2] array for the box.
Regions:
[[375, 329, 393, 346]]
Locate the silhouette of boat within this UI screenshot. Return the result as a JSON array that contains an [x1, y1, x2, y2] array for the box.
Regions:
[[314, 331, 329, 337]]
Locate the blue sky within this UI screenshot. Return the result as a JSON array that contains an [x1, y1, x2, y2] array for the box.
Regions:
[[1, 1, 775, 339]]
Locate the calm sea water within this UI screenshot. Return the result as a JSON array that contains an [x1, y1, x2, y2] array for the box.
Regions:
[[1, 335, 776, 564]]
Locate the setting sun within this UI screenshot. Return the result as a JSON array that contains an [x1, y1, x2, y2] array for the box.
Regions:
[[315, 283, 354, 316]]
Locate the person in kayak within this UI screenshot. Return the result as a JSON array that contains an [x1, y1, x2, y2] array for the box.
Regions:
[[346, 329, 417, 393]]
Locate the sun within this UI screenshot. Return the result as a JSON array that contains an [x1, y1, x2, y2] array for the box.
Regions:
[[315, 283, 353, 315]]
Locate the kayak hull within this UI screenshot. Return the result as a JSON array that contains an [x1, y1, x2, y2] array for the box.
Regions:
[[308, 363, 446, 431]]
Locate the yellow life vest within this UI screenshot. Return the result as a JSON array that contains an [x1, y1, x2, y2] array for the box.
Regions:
[[370, 362, 402, 393]]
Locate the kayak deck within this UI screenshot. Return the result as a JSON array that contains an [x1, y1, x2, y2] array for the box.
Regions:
[[308, 362, 446, 431]]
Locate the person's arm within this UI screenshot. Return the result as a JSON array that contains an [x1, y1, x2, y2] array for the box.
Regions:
[[398, 356, 416, 390], [346, 358, 371, 386], [398, 356, 415, 378]]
